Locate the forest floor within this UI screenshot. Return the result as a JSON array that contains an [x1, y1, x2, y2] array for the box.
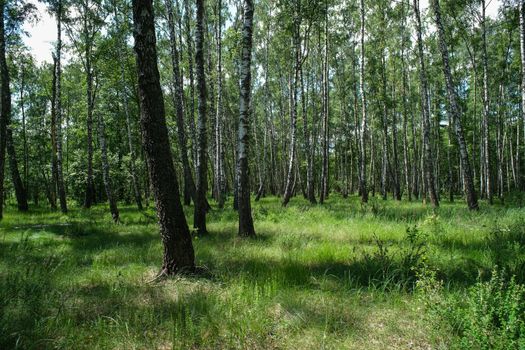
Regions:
[[1, 194, 525, 349]]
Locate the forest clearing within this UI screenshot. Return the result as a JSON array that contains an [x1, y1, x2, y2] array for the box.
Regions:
[[1, 0, 525, 348]]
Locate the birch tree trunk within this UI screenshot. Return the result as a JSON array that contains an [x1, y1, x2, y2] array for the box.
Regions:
[[519, 0, 525, 189], [166, 0, 197, 207], [97, 112, 119, 222], [214, 0, 226, 208], [413, 0, 439, 208], [183, 0, 198, 171], [320, 1, 329, 203], [20, 63, 29, 196], [193, 0, 208, 234], [81, 0, 96, 208], [55, 0, 68, 213], [114, 3, 142, 211], [481, 0, 492, 204], [50, 58, 58, 209], [282, 1, 300, 207], [358, 0, 368, 203], [237, 0, 256, 237], [431, 0, 479, 210]]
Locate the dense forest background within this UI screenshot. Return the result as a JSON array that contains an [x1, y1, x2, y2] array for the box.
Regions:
[[2, 0, 523, 218]]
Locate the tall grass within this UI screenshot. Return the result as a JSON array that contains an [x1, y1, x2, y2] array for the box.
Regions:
[[1, 194, 524, 349]]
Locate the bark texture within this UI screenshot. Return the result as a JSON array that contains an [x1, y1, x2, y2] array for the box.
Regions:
[[132, 0, 195, 274], [358, 0, 368, 203], [237, 0, 256, 237], [431, 0, 478, 210], [413, 0, 439, 208], [194, 0, 208, 234]]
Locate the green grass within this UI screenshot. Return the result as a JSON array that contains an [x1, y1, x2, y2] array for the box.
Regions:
[[1, 194, 524, 349]]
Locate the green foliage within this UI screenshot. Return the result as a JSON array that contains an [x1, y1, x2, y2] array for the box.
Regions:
[[419, 269, 525, 350], [358, 226, 427, 290], [458, 270, 525, 350]]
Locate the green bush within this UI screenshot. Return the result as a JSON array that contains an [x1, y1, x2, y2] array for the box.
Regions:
[[457, 269, 525, 349], [421, 269, 525, 349]]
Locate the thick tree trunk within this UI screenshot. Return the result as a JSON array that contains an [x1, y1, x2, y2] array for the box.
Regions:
[[132, 0, 195, 275], [193, 0, 208, 234], [432, 0, 478, 209], [358, 0, 368, 203], [413, 0, 439, 208], [237, 0, 256, 237], [0, 2, 28, 215], [166, 0, 196, 207]]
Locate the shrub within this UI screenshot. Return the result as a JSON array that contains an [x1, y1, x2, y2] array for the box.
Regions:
[[458, 269, 525, 350], [419, 269, 525, 350]]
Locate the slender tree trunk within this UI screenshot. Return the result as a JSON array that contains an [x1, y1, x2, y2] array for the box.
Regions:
[[320, 2, 329, 203], [166, 0, 196, 207], [413, 0, 439, 208], [194, 0, 208, 234], [50, 57, 59, 210], [301, 65, 316, 204], [55, 0, 67, 213], [83, 2, 95, 208], [256, 14, 272, 201], [380, 52, 389, 201], [0, 1, 6, 219], [114, 4, 142, 211], [481, 0, 492, 204], [282, 3, 301, 207], [19, 64, 29, 193], [431, 0, 478, 210], [519, 0, 525, 189], [97, 112, 119, 222], [132, 0, 195, 275], [402, 31, 411, 201], [183, 0, 198, 171], [358, 0, 368, 203], [214, 0, 226, 208], [391, 61, 401, 201]]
